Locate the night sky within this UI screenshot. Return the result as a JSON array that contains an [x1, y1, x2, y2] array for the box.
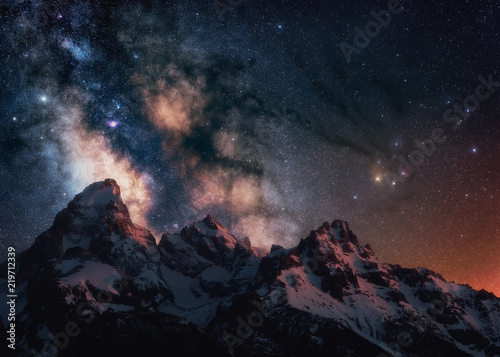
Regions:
[[1, 0, 499, 297]]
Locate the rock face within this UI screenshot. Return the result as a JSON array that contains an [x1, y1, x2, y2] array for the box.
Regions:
[[1, 179, 499, 357]]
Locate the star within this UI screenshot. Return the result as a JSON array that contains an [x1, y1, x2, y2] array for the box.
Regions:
[[108, 120, 119, 128]]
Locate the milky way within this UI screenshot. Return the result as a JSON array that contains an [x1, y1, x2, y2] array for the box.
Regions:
[[0, 0, 499, 296]]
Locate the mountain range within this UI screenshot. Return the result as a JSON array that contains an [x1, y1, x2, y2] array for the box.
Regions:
[[1, 179, 499, 356]]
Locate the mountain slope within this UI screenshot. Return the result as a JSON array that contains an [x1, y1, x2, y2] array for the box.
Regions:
[[1, 179, 499, 357], [210, 220, 500, 356]]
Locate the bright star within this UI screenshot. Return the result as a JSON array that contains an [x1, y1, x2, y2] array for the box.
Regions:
[[108, 120, 119, 128], [40, 96, 47, 102]]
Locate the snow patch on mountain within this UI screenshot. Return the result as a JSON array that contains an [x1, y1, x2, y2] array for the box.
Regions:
[[58, 260, 122, 296], [62, 234, 91, 254], [74, 180, 122, 208]]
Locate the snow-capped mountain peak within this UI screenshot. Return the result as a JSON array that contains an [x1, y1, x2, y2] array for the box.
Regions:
[[1, 180, 499, 357], [72, 179, 123, 208]]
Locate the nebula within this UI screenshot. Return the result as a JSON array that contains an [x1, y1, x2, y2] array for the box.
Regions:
[[36, 88, 153, 228]]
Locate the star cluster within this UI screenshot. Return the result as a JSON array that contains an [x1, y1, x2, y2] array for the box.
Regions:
[[0, 0, 499, 296]]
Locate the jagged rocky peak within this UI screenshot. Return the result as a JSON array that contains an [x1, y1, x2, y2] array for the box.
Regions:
[[36, 179, 157, 261], [270, 244, 285, 253], [301, 220, 359, 246], [68, 178, 130, 217], [159, 214, 256, 275], [160, 214, 237, 249], [202, 213, 224, 230], [240, 236, 252, 250], [331, 219, 359, 245], [200, 215, 262, 253], [192, 214, 240, 249]]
